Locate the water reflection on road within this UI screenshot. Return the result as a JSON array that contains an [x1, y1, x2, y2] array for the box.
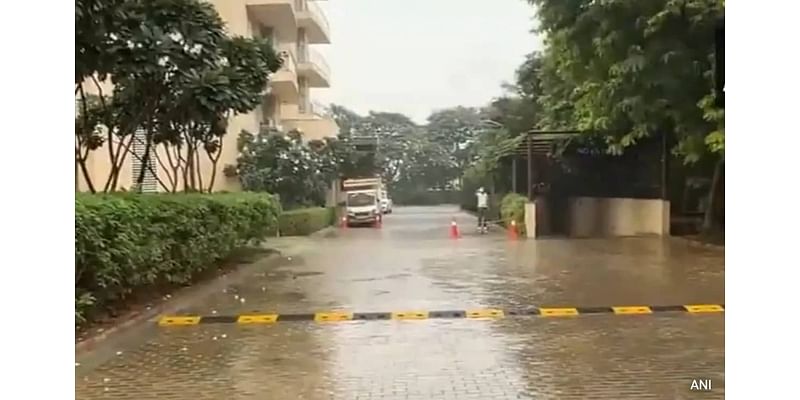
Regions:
[[76, 206, 724, 400]]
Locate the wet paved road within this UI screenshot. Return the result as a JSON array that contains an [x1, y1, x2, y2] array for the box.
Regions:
[[76, 206, 725, 399]]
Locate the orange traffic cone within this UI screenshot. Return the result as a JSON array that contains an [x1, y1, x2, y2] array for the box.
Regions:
[[450, 218, 460, 239], [508, 219, 519, 240], [340, 216, 348, 229], [375, 214, 382, 229]]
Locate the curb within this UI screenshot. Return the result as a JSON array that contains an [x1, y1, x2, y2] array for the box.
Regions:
[[75, 251, 284, 355], [309, 225, 338, 239]]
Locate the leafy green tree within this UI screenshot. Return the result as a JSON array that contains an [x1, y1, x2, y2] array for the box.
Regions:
[[153, 35, 282, 192], [485, 52, 545, 137], [526, 0, 724, 230], [463, 128, 523, 193], [75, 0, 281, 193], [426, 106, 484, 182], [529, 0, 722, 159], [328, 105, 456, 192], [236, 129, 332, 208]]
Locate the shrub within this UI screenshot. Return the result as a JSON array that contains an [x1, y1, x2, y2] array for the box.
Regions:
[[278, 207, 335, 236], [500, 193, 527, 236], [75, 192, 280, 326], [392, 190, 459, 205]]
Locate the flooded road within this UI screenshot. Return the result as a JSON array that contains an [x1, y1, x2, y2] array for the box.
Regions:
[[76, 206, 724, 399]]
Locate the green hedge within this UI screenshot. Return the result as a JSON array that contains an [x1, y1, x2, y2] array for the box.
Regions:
[[278, 207, 336, 236], [75, 193, 280, 326], [392, 190, 459, 205], [500, 193, 527, 236]]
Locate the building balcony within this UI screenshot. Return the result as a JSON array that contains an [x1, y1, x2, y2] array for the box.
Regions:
[[268, 45, 299, 100], [282, 114, 339, 142], [296, 47, 330, 87], [296, 0, 331, 44], [259, 120, 284, 135], [246, 0, 297, 32]]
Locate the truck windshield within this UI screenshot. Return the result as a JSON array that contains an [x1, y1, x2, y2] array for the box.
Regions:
[[347, 193, 375, 207]]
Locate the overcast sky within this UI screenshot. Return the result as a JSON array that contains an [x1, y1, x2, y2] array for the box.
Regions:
[[314, 0, 542, 124]]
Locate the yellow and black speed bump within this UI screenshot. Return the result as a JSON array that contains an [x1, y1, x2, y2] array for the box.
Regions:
[[429, 310, 467, 319], [276, 313, 314, 322], [353, 312, 392, 320], [200, 315, 239, 324], [157, 304, 724, 327]]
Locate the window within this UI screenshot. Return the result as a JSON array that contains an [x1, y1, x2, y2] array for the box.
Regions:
[[131, 128, 158, 192]]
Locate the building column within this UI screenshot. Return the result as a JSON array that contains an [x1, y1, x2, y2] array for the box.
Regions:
[[526, 136, 533, 200], [512, 157, 517, 193]]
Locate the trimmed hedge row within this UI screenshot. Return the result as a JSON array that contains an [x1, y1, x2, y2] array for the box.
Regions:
[[392, 190, 459, 205], [75, 193, 280, 326], [278, 207, 336, 236]]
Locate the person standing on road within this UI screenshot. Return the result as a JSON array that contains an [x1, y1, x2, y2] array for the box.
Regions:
[[476, 187, 489, 232]]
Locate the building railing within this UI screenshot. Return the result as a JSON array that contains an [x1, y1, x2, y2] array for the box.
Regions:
[[297, 0, 329, 36], [306, 47, 330, 79]]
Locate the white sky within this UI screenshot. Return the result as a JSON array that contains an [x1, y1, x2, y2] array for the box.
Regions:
[[314, 0, 542, 124]]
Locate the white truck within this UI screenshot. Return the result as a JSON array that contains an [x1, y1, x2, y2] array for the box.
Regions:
[[342, 178, 384, 226]]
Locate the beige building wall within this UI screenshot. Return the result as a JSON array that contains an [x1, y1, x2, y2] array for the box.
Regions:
[[567, 197, 671, 237], [76, 140, 134, 192]]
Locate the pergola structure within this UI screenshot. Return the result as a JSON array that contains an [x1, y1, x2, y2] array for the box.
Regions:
[[510, 130, 581, 200], [715, 14, 724, 107], [510, 129, 670, 201]]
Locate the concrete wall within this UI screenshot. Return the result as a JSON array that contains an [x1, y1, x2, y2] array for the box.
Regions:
[[523, 198, 553, 239], [524, 202, 537, 239], [567, 197, 670, 237]]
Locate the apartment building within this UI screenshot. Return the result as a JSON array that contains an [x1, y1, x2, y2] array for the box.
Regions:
[[76, 0, 338, 192]]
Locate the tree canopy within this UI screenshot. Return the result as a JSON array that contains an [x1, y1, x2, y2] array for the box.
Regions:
[[528, 0, 724, 163], [75, 0, 282, 193]]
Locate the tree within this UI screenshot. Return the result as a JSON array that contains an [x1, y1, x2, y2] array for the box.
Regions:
[[463, 127, 523, 193], [329, 105, 364, 137], [485, 53, 545, 137], [153, 35, 281, 192], [529, 0, 722, 158], [526, 0, 724, 231], [327, 105, 457, 194], [75, 0, 281, 193], [236, 129, 332, 208], [426, 106, 484, 182]]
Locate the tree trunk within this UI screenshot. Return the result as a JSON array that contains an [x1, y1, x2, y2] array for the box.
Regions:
[[75, 150, 96, 193], [194, 146, 204, 191], [702, 158, 724, 232], [205, 140, 223, 193], [186, 143, 196, 192], [164, 143, 182, 193], [105, 134, 133, 192]]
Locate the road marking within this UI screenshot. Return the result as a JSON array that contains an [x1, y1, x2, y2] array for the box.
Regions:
[[156, 304, 723, 326], [237, 314, 278, 324], [466, 309, 505, 319], [539, 307, 579, 317], [612, 306, 653, 315], [391, 311, 429, 320], [684, 304, 725, 313], [314, 311, 353, 322], [158, 316, 201, 326]]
